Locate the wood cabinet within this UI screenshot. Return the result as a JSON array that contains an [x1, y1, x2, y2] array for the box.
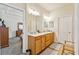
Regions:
[[0, 27, 9, 48], [28, 32, 54, 55]]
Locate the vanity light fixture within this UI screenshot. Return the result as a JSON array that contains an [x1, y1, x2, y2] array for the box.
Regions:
[[28, 8, 40, 16]]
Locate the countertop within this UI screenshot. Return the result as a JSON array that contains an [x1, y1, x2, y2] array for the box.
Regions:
[[28, 32, 53, 37]]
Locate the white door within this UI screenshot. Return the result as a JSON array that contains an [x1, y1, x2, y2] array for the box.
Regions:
[[58, 16, 73, 43]]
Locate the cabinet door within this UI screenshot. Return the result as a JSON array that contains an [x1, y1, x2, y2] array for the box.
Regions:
[[36, 36, 41, 54], [3, 28, 8, 42], [41, 35, 45, 50], [46, 33, 51, 47]]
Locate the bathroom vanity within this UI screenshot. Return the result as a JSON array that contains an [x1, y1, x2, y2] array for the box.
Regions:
[[28, 32, 54, 55]]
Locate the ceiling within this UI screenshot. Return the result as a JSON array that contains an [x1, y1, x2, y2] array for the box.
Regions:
[[38, 3, 70, 12]]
